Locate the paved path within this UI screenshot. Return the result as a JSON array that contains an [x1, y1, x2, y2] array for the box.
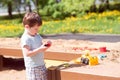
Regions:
[[42, 33, 120, 42]]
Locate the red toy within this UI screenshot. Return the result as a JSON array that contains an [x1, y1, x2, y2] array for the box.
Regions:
[[44, 41, 52, 47]]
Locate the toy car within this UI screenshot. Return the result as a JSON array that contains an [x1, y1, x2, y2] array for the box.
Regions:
[[81, 53, 98, 66]]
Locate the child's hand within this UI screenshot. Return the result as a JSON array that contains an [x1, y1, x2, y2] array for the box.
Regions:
[[39, 44, 49, 52], [44, 41, 52, 47]]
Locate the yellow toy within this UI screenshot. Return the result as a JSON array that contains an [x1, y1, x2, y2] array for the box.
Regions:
[[69, 50, 98, 66], [81, 50, 98, 66]]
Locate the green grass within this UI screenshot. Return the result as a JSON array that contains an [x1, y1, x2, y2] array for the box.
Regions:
[[0, 11, 120, 38], [40, 18, 120, 34]]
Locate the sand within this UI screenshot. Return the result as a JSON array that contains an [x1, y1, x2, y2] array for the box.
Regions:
[[0, 37, 120, 80]]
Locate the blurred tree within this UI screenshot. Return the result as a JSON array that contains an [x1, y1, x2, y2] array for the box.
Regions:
[[32, 0, 49, 14], [38, 0, 96, 19], [0, 0, 22, 18], [14, 0, 22, 17], [25, 0, 32, 12], [99, 0, 109, 12], [33, 0, 39, 13], [112, 0, 120, 3], [0, 0, 120, 19], [7, 0, 12, 18], [56, 0, 61, 3], [0, 0, 13, 18]]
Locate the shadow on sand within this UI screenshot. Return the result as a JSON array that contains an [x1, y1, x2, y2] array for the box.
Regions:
[[2, 56, 25, 71]]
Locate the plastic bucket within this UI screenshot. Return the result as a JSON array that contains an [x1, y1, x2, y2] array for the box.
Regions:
[[99, 47, 106, 52]]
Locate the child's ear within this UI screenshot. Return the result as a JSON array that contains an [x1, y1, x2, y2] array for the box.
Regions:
[[25, 25, 30, 28]]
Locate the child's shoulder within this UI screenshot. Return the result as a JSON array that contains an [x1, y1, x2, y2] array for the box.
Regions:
[[36, 33, 43, 38], [21, 33, 30, 41]]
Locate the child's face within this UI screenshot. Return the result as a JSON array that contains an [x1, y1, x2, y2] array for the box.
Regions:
[[26, 24, 40, 36]]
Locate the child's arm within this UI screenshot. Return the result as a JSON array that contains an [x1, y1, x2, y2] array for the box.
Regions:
[[23, 44, 50, 57]]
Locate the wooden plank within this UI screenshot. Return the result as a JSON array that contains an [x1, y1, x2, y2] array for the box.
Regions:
[[47, 66, 61, 80], [0, 48, 81, 61], [47, 66, 57, 80], [0, 48, 23, 57], [0, 55, 3, 71], [47, 66, 120, 80], [44, 51, 81, 61], [60, 71, 120, 80]]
